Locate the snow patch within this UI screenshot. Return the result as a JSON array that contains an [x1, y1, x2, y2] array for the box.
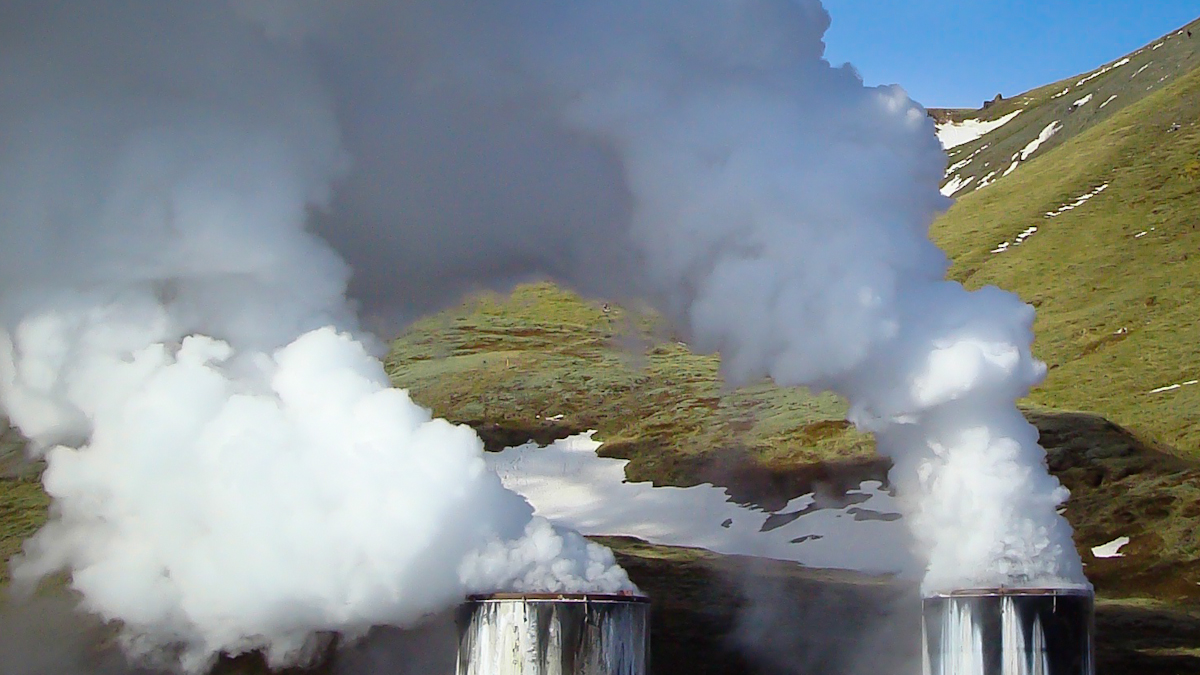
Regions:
[[935, 110, 1022, 150], [991, 225, 1038, 254], [944, 144, 988, 177], [1051, 87, 1071, 99], [975, 170, 999, 190], [940, 174, 975, 197], [487, 433, 912, 573], [945, 157, 972, 175], [992, 184, 1109, 251], [1002, 160, 1020, 177], [1045, 184, 1108, 217], [1132, 62, 1152, 79], [1091, 537, 1130, 559], [1099, 95, 1117, 109], [1076, 58, 1131, 86], [1071, 93, 1093, 108], [1020, 121, 1062, 160], [1149, 379, 1199, 395]]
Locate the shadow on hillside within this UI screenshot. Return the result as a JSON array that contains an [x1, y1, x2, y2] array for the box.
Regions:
[[607, 537, 921, 675], [1032, 409, 1200, 600], [0, 592, 462, 675], [6, 538, 1200, 675], [1096, 601, 1200, 675], [617, 537, 1200, 675], [6, 405, 1200, 674]]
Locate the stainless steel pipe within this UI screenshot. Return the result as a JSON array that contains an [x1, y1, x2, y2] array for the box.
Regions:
[[455, 593, 650, 675], [922, 587, 1094, 675]]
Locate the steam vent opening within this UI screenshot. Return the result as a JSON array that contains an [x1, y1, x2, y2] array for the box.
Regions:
[[922, 588, 1095, 675], [456, 593, 650, 675]]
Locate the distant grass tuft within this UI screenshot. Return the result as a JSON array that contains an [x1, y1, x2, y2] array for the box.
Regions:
[[0, 478, 48, 586]]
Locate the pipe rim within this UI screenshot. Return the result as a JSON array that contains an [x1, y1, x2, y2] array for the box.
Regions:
[[923, 586, 1094, 599], [466, 592, 650, 603]]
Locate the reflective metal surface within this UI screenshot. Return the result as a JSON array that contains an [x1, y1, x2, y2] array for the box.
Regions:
[[922, 588, 1094, 675], [456, 593, 650, 675]]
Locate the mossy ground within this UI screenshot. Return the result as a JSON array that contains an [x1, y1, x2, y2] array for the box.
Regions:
[[0, 479, 46, 586], [386, 283, 874, 499]]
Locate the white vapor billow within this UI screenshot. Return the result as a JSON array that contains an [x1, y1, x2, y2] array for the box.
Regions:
[[0, 1, 1085, 672]]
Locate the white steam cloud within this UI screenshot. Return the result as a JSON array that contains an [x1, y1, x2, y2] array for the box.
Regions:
[[0, 3, 632, 672], [0, 0, 1084, 671]]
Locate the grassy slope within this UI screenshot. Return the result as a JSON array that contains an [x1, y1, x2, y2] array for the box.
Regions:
[[385, 285, 1200, 596], [0, 422, 45, 586], [0, 480, 46, 585], [385, 284, 876, 498], [936, 17, 1200, 198], [932, 60, 1200, 455]]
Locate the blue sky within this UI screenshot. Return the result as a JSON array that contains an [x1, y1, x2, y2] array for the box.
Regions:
[[820, 2, 1200, 109]]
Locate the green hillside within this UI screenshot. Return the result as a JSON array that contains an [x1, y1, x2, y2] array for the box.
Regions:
[[931, 34, 1200, 456], [384, 284, 877, 504], [933, 17, 1200, 199]]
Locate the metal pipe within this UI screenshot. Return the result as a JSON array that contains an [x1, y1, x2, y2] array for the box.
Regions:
[[455, 593, 650, 675], [922, 587, 1094, 675]]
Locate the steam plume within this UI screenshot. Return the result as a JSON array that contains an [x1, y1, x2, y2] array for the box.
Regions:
[[0, 3, 630, 672], [1, 0, 1084, 671]]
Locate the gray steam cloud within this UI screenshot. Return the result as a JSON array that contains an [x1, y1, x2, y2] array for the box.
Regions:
[[0, 0, 1085, 672]]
